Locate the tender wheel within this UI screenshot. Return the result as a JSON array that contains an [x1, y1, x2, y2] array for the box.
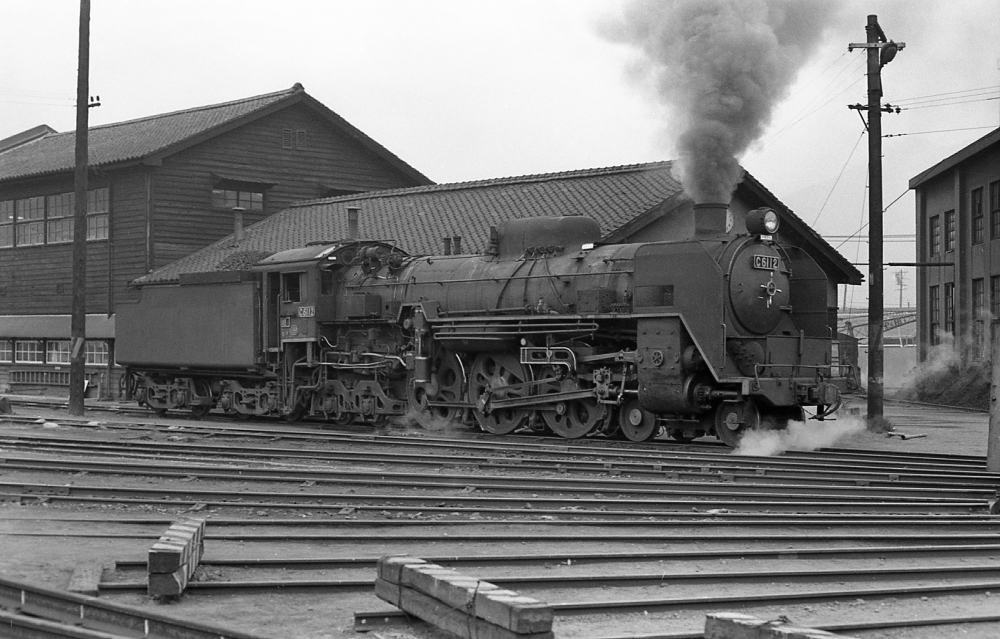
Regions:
[[333, 411, 355, 425], [190, 404, 211, 418], [618, 397, 658, 442], [407, 350, 465, 422], [544, 399, 606, 439], [712, 399, 760, 447], [469, 352, 532, 434]]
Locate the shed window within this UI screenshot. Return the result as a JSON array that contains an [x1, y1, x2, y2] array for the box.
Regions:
[[85, 340, 109, 366], [14, 340, 43, 363], [928, 285, 939, 345], [46, 340, 71, 364], [212, 188, 264, 211], [944, 210, 955, 252], [0, 188, 108, 249], [991, 181, 1000, 240], [0, 340, 11, 362], [929, 215, 940, 256], [972, 188, 984, 245], [943, 283, 955, 334]]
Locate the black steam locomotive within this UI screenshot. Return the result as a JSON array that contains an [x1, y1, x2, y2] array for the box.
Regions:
[[117, 204, 851, 446]]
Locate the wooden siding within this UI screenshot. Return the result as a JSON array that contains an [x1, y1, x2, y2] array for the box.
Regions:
[[151, 103, 424, 270]]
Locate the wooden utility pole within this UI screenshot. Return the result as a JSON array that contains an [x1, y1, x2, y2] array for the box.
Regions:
[[69, 0, 91, 416], [849, 15, 903, 426]]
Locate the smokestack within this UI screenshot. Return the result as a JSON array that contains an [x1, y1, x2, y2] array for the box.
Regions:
[[692, 202, 729, 238], [232, 206, 245, 243], [347, 206, 360, 240], [442, 236, 452, 255], [452, 235, 462, 254]]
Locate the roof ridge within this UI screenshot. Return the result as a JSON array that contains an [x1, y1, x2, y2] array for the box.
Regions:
[[31, 85, 301, 140], [290, 160, 676, 208]]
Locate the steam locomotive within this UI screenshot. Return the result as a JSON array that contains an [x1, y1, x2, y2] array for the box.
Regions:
[[117, 204, 851, 446]]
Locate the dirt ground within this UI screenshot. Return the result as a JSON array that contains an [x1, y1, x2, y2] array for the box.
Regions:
[[1, 394, 998, 639]]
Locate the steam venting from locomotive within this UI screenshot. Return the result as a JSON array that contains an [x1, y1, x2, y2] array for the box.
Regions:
[[602, 0, 833, 203]]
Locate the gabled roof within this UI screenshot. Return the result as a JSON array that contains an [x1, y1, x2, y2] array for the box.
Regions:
[[909, 127, 1000, 189], [135, 161, 862, 287], [0, 84, 430, 185]]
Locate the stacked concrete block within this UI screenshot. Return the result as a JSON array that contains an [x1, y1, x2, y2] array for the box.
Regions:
[[147, 517, 205, 597], [705, 613, 862, 639], [375, 555, 553, 639]]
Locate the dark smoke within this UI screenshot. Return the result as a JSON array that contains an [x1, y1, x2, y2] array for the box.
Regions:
[[601, 0, 836, 202]]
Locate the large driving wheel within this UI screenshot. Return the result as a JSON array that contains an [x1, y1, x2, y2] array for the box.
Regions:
[[407, 350, 465, 422], [617, 397, 658, 442], [469, 352, 532, 434], [544, 398, 606, 439], [713, 399, 760, 447]]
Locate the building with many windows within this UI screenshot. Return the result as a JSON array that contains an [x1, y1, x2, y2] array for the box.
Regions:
[[912, 127, 1000, 361], [0, 84, 431, 395]]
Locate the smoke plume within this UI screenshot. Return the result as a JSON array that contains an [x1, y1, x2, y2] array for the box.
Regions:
[[732, 416, 866, 456], [602, 0, 835, 202]]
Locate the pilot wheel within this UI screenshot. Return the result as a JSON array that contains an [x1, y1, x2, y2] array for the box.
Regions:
[[712, 399, 760, 447]]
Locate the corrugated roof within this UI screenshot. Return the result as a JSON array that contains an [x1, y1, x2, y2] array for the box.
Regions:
[[136, 162, 684, 285], [0, 87, 298, 182], [134, 161, 861, 287], [0, 84, 432, 186]]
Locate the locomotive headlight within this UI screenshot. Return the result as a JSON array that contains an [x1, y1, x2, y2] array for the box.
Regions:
[[746, 208, 780, 236]]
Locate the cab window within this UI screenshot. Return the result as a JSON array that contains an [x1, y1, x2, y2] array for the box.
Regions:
[[282, 272, 302, 302]]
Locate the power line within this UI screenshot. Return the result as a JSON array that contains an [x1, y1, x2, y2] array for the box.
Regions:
[[891, 84, 1000, 105], [884, 125, 997, 138], [810, 129, 865, 226]]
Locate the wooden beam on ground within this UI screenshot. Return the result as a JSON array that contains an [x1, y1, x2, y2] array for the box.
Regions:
[[705, 612, 862, 639], [66, 563, 105, 597], [147, 517, 205, 598], [376, 555, 553, 638]]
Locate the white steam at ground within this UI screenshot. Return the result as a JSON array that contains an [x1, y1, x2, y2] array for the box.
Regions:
[[600, 0, 835, 202], [732, 416, 867, 456], [392, 407, 462, 432]]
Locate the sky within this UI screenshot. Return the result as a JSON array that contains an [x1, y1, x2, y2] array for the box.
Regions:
[[1, 0, 998, 309]]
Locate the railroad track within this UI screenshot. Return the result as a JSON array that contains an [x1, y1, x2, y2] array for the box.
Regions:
[[2, 409, 999, 638]]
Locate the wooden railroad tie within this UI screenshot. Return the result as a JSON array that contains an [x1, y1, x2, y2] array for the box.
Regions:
[[705, 612, 862, 639], [376, 555, 554, 639], [147, 516, 205, 598]]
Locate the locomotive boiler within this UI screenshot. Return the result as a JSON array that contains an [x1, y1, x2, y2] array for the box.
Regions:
[[117, 204, 851, 446]]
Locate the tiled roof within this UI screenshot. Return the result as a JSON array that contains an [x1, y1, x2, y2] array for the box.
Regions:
[[136, 162, 684, 285], [135, 160, 862, 287]]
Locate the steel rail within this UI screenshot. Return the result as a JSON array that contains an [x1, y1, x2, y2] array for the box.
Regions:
[[8, 420, 993, 478], [3, 456, 992, 502], [3, 435, 998, 489], [111, 543, 1000, 571], [0, 481, 989, 514], [7, 513, 1000, 528], [353, 579, 1000, 626], [97, 563, 1000, 593], [0, 576, 268, 639], [590, 613, 1000, 639]]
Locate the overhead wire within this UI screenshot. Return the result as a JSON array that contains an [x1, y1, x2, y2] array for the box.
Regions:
[[810, 128, 866, 226]]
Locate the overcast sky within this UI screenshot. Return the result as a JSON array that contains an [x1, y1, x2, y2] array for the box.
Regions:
[[2, 0, 998, 308]]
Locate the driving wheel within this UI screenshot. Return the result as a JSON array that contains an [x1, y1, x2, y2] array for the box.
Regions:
[[407, 349, 465, 422], [469, 352, 532, 434], [544, 398, 606, 439]]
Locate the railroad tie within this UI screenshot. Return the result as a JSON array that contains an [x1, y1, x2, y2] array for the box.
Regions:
[[705, 612, 862, 639], [376, 555, 553, 639], [147, 516, 205, 598]]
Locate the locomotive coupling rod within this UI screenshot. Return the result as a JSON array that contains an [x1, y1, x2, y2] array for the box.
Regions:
[[489, 389, 596, 411]]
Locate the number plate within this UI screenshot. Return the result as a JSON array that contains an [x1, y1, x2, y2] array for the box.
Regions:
[[753, 255, 780, 270], [297, 306, 316, 318]]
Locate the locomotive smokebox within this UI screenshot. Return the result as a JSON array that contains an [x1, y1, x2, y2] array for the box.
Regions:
[[692, 202, 730, 238]]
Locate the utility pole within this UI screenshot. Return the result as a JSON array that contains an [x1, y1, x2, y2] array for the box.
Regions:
[[848, 15, 903, 426], [69, 0, 91, 416], [894, 269, 907, 308]]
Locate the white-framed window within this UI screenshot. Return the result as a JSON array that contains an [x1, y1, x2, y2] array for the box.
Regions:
[[15, 196, 45, 246], [85, 340, 109, 366], [0, 340, 12, 362], [46, 192, 74, 244], [14, 340, 43, 363], [88, 188, 109, 240], [0, 200, 13, 248], [46, 340, 71, 364]]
